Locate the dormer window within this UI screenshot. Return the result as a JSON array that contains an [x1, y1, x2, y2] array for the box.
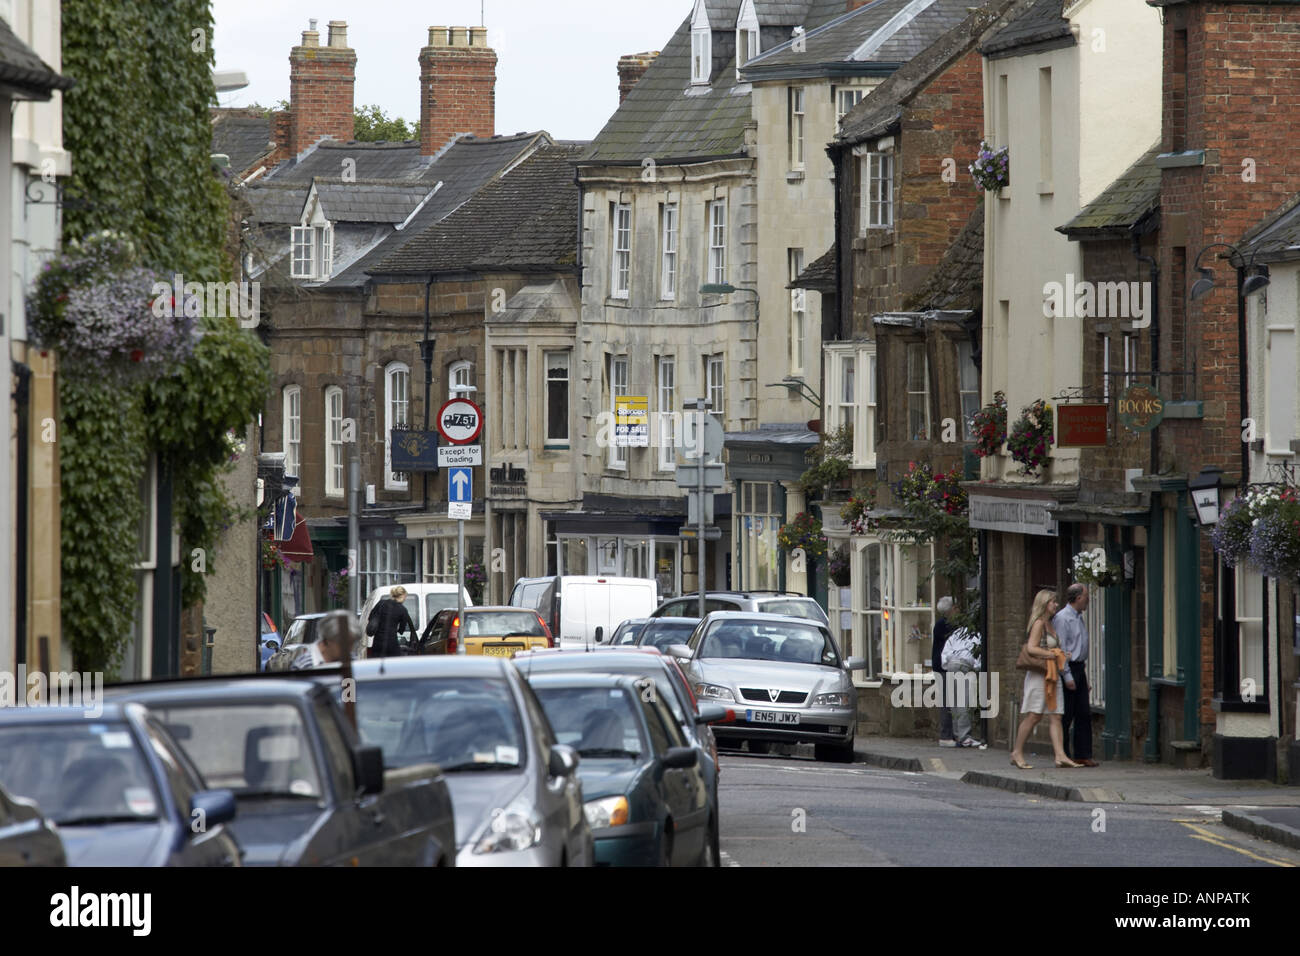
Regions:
[[291, 223, 333, 280], [736, 0, 760, 78], [691, 0, 711, 85]]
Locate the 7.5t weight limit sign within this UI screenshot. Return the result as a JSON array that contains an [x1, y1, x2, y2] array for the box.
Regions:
[[437, 398, 483, 445]]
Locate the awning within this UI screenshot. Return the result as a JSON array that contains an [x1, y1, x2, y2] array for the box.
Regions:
[[280, 516, 315, 563]]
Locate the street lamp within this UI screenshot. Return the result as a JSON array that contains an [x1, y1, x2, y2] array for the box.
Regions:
[[766, 374, 821, 409], [1188, 243, 1271, 301], [1189, 466, 1224, 526]]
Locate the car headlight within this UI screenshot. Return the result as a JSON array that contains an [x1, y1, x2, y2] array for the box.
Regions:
[[695, 683, 735, 702], [472, 809, 542, 854], [814, 693, 850, 707], [583, 795, 630, 830]]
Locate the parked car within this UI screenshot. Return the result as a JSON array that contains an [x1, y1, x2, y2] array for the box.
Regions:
[[635, 617, 700, 653], [679, 612, 865, 762], [418, 606, 554, 657], [606, 618, 651, 647], [513, 647, 728, 844], [524, 575, 659, 649], [327, 656, 593, 867], [652, 591, 830, 626], [360, 583, 474, 654], [0, 702, 241, 866], [525, 673, 713, 866], [0, 782, 66, 866], [106, 677, 455, 866], [508, 576, 552, 613]]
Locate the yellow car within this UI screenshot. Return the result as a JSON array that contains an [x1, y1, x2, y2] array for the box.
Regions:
[[419, 606, 555, 658]]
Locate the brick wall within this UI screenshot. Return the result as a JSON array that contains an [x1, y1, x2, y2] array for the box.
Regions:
[[420, 26, 497, 156], [618, 52, 658, 103], [289, 22, 356, 157]]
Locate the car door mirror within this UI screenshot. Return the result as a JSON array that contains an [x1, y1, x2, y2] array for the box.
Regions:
[[660, 747, 698, 770], [549, 744, 579, 778], [264, 639, 279, 651], [695, 703, 734, 725], [190, 789, 237, 829], [354, 745, 384, 796], [844, 657, 868, 671], [665, 644, 693, 661], [594, 626, 604, 644]]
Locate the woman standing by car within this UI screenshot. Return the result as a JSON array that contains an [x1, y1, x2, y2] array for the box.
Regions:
[[1009, 589, 1081, 770]]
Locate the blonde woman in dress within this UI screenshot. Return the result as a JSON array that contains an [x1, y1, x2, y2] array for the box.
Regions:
[[1009, 589, 1081, 769]]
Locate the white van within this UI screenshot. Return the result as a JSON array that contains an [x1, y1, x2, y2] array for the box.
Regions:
[[528, 576, 658, 649], [359, 582, 473, 650]]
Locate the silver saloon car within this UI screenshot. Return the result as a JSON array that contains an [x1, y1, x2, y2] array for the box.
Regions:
[[680, 612, 865, 762]]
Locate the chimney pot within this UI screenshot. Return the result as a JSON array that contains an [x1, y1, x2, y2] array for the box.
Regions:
[[449, 26, 468, 47], [469, 27, 489, 47], [327, 20, 348, 49], [302, 28, 319, 47]]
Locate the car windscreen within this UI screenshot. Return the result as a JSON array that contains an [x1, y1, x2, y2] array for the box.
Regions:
[[756, 599, 830, 623], [346, 677, 525, 773], [513, 582, 548, 610], [698, 620, 840, 666], [531, 686, 646, 760], [0, 722, 162, 825], [464, 611, 545, 637], [610, 620, 644, 645], [637, 621, 696, 651], [519, 657, 688, 726], [426, 593, 462, 619], [151, 703, 323, 799]]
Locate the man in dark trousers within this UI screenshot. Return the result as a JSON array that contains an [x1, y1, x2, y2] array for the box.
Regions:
[[367, 585, 417, 659], [932, 596, 955, 747], [1053, 583, 1097, 766]]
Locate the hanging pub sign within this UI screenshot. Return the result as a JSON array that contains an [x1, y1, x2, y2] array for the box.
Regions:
[[390, 428, 440, 472], [1056, 404, 1109, 447], [1117, 384, 1165, 432]]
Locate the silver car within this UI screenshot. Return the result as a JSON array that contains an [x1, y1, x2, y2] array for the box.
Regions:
[[344, 656, 594, 867], [678, 612, 865, 762]]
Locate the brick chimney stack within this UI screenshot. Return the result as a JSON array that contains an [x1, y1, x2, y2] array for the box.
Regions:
[[288, 18, 356, 157], [846, 0, 875, 11], [419, 25, 497, 156], [617, 52, 659, 103]]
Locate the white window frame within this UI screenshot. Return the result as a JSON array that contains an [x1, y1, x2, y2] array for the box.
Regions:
[[1122, 333, 1136, 388], [609, 355, 629, 470], [1102, 334, 1111, 402], [838, 354, 856, 434], [906, 342, 931, 441], [448, 360, 472, 400], [707, 200, 727, 286], [863, 348, 878, 467], [837, 87, 865, 123], [691, 12, 711, 86], [956, 339, 980, 441], [660, 202, 678, 300], [545, 350, 570, 446], [657, 356, 677, 471], [1235, 565, 1265, 693], [385, 363, 410, 491], [611, 203, 632, 299], [789, 248, 806, 374], [881, 540, 936, 678], [1265, 324, 1296, 455], [862, 152, 894, 230], [282, 385, 301, 480], [325, 386, 344, 498], [1080, 554, 1107, 708], [291, 223, 333, 280], [789, 87, 806, 168], [847, 537, 885, 684], [706, 354, 724, 421]]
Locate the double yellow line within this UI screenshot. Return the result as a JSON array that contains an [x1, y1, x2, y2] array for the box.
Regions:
[[1172, 819, 1295, 867]]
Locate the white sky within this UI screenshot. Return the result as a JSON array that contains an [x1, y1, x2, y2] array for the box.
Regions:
[[211, 0, 689, 141]]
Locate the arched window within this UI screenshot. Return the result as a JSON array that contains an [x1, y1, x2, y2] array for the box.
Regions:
[[282, 385, 301, 480], [448, 360, 473, 400], [385, 363, 410, 490], [324, 386, 344, 497]]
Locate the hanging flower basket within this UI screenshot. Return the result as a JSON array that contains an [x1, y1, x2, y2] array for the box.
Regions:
[[1071, 547, 1121, 588], [894, 462, 968, 517], [841, 487, 879, 536], [971, 391, 1007, 458], [778, 512, 827, 561], [969, 140, 1009, 191], [1006, 399, 1054, 477], [1215, 486, 1300, 580], [326, 568, 349, 608], [27, 231, 194, 382], [262, 538, 289, 572]]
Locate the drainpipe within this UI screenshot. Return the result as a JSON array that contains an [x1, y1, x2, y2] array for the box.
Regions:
[[1236, 266, 1249, 484], [421, 275, 435, 517], [1131, 234, 1158, 475], [11, 361, 31, 670]]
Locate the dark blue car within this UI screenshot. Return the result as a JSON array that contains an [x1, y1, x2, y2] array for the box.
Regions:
[[526, 673, 712, 866], [0, 702, 240, 866]]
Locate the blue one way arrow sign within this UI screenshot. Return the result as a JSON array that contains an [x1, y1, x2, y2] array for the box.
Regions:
[[449, 467, 472, 503]]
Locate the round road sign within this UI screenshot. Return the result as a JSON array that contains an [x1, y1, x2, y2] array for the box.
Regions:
[[437, 398, 483, 444]]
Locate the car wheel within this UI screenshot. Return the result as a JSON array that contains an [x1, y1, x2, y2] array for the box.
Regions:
[[696, 814, 720, 867], [814, 738, 855, 763], [748, 740, 772, 755], [658, 823, 674, 867]]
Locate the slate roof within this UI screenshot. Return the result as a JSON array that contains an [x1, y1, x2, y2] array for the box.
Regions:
[[266, 139, 429, 182], [580, 1, 850, 165], [1239, 191, 1300, 265], [837, 0, 1023, 144], [310, 181, 433, 224], [791, 246, 836, 290], [371, 143, 586, 276], [901, 199, 984, 311], [244, 182, 311, 225], [0, 19, 72, 98], [488, 279, 580, 325], [978, 0, 1072, 59], [1057, 141, 1162, 239], [211, 110, 275, 175], [742, 0, 982, 78]]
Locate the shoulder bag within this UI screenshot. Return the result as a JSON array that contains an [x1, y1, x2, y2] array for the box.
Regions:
[[1015, 638, 1048, 674]]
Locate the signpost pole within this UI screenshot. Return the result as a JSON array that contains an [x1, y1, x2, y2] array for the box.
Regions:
[[439, 390, 481, 655], [686, 397, 712, 621], [457, 518, 465, 653]]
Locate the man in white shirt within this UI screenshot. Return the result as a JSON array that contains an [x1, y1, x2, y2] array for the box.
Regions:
[[1052, 584, 1097, 766]]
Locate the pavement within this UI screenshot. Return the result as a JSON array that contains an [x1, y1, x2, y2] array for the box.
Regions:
[[768, 734, 1300, 851]]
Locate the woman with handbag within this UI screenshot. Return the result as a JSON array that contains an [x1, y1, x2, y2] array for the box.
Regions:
[[1009, 588, 1082, 769]]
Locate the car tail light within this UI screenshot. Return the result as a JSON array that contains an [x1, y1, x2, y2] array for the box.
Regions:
[[448, 616, 460, 654], [538, 614, 554, 648]]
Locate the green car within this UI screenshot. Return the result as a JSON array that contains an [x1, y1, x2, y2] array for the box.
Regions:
[[526, 673, 716, 866]]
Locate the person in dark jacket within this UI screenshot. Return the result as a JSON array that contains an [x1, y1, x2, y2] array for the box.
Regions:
[[367, 586, 417, 658]]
